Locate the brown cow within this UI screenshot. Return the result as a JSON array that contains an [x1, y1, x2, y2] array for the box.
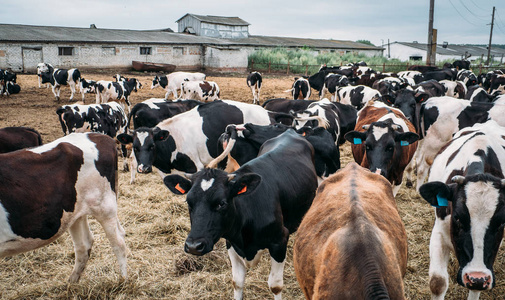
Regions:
[[0, 126, 42, 153], [294, 162, 408, 299], [344, 100, 419, 196]]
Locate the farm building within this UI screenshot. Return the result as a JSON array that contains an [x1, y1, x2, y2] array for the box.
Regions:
[[0, 15, 382, 73], [388, 41, 505, 63]]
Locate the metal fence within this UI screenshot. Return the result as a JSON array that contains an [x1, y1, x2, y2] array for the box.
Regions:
[[248, 59, 504, 76]]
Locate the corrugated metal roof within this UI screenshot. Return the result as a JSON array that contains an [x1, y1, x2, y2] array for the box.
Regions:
[[0, 23, 382, 51], [395, 42, 505, 57], [226, 35, 383, 50], [176, 14, 250, 26]]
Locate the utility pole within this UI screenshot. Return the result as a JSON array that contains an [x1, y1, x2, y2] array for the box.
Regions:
[[427, 0, 435, 66], [486, 6, 495, 66]]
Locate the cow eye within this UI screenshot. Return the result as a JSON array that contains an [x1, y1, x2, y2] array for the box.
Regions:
[[387, 145, 394, 152], [366, 145, 372, 150], [216, 200, 227, 211]]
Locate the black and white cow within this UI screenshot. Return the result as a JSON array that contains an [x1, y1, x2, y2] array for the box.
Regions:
[[262, 98, 315, 114], [291, 99, 358, 145], [285, 77, 311, 100], [96, 78, 142, 112], [422, 69, 456, 82], [0, 132, 127, 283], [480, 70, 503, 92], [56, 102, 128, 138], [489, 74, 505, 95], [452, 59, 471, 70], [419, 120, 505, 299], [151, 72, 206, 99], [180, 80, 220, 102], [465, 85, 497, 102], [0, 126, 42, 153], [414, 79, 446, 98], [457, 69, 478, 88], [320, 73, 349, 101], [126, 98, 203, 183], [308, 65, 352, 97], [414, 96, 505, 190], [79, 78, 97, 102], [0, 69, 18, 96], [36, 63, 52, 88], [40, 66, 81, 101], [128, 98, 202, 129], [336, 85, 381, 110], [246, 71, 262, 105], [439, 80, 467, 98], [2, 81, 20, 96], [398, 70, 424, 84], [163, 129, 318, 299], [117, 100, 273, 178], [215, 122, 340, 181]]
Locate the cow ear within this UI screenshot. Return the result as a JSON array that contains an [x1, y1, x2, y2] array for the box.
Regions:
[[395, 132, 419, 146], [56, 107, 66, 115], [416, 93, 429, 103], [229, 173, 262, 197], [164, 175, 192, 195], [117, 133, 133, 145], [153, 128, 170, 141], [344, 131, 367, 145], [419, 181, 453, 207], [383, 95, 394, 105]]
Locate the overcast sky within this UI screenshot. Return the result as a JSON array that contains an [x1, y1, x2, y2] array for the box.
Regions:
[[2, 0, 505, 46]]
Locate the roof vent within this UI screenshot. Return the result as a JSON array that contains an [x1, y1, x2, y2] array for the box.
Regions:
[[90, 24, 97, 29], [413, 41, 418, 43], [443, 41, 448, 48]]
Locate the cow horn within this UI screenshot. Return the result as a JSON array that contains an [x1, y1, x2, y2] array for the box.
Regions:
[[362, 124, 370, 130], [451, 175, 465, 184], [206, 132, 237, 169]]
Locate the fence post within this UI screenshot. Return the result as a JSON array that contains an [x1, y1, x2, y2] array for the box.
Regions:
[[406, 62, 409, 70], [305, 64, 308, 76], [250, 59, 254, 71], [383, 63, 386, 73], [268, 61, 271, 73], [287, 61, 290, 74], [479, 63, 482, 75]]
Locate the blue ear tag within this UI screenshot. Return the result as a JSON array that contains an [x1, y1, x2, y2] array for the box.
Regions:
[[400, 140, 409, 146], [353, 138, 362, 145], [435, 194, 449, 207]]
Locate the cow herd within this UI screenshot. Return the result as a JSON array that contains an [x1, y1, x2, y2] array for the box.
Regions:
[[1, 60, 505, 299]]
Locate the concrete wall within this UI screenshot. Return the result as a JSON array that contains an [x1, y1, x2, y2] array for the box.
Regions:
[[204, 46, 248, 73], [0, 42, 205, 72]]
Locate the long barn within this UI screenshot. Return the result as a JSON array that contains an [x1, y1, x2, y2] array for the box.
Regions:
[[0, 14, 383, 73]]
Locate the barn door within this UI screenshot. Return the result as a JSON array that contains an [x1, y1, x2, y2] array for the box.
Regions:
[[22, 47, 43, 73]]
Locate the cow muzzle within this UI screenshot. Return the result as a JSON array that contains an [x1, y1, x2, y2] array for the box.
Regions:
[[137, 164, 152, 174], [463, 271, 493, 290], [184, 237, 211, 256]]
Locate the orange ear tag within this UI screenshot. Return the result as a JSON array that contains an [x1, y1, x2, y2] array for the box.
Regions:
[[237, 185, 247, 195], [302, 132, 306, 137], [175, 183, 186, 194]]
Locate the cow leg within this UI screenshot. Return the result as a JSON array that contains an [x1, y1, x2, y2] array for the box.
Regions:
[[38, 76, 42, 88], [268, 227, 288, 300], [172, 88, 178, 99], [52, 85, 59, 101], [228, 246, 247, 300], [93, 199, 128, 280], [68, 216, 94, 283], [404, 156, 416, 188], [164, 90, 170, 100], [69, 82, 76, 100], [429, 215, 452, 300], [268, 256, 285, 300], [129, 151, 137, 184]]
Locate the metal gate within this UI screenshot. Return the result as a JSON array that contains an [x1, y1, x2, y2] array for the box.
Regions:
[[22, 47, 43, 73]]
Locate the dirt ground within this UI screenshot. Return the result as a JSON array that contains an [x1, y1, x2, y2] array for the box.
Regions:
[[0, 71, 504, 299]]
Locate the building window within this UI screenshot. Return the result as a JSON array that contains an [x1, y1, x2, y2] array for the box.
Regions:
[[409, 55, 423, 61], [140, 47, 152, 55], [173, 47, 184, 56], [102, 46, 116, 55], [58, 47, 74, 56]]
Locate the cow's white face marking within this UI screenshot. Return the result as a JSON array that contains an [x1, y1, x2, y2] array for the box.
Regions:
[[137, 132, 149, 147], [200, 178, 214, 191], [463, 181, 500, 273], [372, 126, 388, 141]]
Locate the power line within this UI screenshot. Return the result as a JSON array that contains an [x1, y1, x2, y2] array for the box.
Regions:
[[458, 0, 488, 20], [467, 0, 489, 12], [448, 0, 485, 27], [495, 9, 505, 29]]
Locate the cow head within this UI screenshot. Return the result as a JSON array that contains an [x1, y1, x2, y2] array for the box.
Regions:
[[151, 76, 160, 89], [389, 89, 428, 125], [113, 74, 127, 82], [237, 122, 291, 146], [420, 174, 505, 291], [117, 127, 170, 173], [344, 120, 418, 179], [163, 168, 261, 256]]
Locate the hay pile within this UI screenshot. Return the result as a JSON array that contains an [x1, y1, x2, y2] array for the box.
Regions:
[[0, 72, 503, 299]]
